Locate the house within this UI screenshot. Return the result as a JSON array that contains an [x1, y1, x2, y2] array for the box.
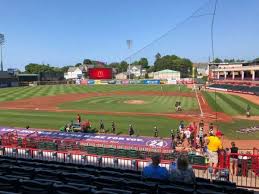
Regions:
[[127, 65, 144, 77], [115, 72, 127, 80], [64, 66, 86, 80], [153, 69, 180, 80]]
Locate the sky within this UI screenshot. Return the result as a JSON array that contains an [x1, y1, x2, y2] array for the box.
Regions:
[[0, 0, 259, 70]]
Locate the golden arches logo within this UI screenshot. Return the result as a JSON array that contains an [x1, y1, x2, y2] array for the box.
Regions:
[[97, 71, 104, 77]]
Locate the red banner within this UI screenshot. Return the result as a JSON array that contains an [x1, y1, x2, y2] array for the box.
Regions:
[[88, 68, 112, 79]]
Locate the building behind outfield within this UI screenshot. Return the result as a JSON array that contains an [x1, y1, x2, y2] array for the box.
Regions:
[[153, 69, 181, 80]]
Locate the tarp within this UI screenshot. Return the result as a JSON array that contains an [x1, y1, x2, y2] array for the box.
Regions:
[[0, 128, 171, 149]]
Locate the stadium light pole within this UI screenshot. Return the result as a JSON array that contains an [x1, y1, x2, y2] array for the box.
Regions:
[[0, 33, 4, 72], [126, 40, 132, 80]]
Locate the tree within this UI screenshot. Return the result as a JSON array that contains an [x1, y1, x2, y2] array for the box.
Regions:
[[155, 53, 161, 60], [83, 59, 92, 65], [153, 54, 193, 78], [213, 58, 223, 63], [75, 63, 82, 67], [138, 58, 149, 69], [120, 61, 128, 72]]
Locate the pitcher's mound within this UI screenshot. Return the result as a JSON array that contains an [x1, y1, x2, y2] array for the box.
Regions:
[[124, 100, 146, 105]]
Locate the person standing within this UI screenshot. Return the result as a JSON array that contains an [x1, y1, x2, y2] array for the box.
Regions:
[[230, 142, 239, 175], [198, 128, 204, 148], [99, 120, 105, 133], [246, 104, 251, 117], [77, 114, 81, 123], [154, 126, 158, 137], [111, 121, 116, 134], [128, 124, 134, 136], [206, 132, 223, 174]]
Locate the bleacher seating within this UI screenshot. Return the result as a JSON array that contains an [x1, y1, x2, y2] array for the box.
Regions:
[[209, 84, 259, 95], [0, 156, 255, 194]]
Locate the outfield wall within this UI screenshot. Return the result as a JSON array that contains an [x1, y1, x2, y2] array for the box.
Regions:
[[80, 78, 194, 85]]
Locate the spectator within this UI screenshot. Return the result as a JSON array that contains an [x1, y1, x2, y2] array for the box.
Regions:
[[230, 142, 238, 175], [77, 114, 81, 123], [142, 154, 169, 180], [206, 132, 223, 174], [170, 155, 196, 184]]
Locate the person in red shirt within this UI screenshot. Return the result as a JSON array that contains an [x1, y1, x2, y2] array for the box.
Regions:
[[77, 114, 81, 123]]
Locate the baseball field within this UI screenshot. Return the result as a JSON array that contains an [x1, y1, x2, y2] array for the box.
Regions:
[[0, 84, 258, 142]]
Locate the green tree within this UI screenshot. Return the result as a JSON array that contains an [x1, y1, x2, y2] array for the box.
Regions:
[[120, 61, 128, 72], [83, 59, 92, 65], [154, 55, 193, 78], [75, 63, 82, 67], [213, 58, 223, 63], [138, 58, 149, 69], [155, 53, 161, 60]]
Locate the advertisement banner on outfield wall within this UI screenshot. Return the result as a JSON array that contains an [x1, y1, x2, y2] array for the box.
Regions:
[[143, 80, 160, 84], [129, 80, 141, 84], [167, 79, 177, 85], [80, 80, 88, 85], [87, 80, 95, 85], [108, 80, 116, 84], [100, 80, 109, 84], [122, 80, 129, 85], [116, 80, 122, 85]]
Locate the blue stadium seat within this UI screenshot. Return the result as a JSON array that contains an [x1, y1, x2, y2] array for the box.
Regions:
[[61, 172, 94, 184], [101, 188, 133, 194], [9, 166, 34, 178], [125, 180, 157, 194], [18, 179, 51, 194], [93, 176, 124, 189], [0, 176, 19, 192], [157, 184, 194, 194], [34, 169, 61, 181], [53, 183, 91, 194]]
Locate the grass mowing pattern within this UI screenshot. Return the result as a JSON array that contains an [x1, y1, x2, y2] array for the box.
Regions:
[[0, 110, 182, 137], [0, 85, 191, 102], [203, 91, 259, 116], [59, 95, 198, 113]]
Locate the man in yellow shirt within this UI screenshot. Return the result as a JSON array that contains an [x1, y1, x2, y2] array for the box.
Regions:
[[206, 132, 223, 174]]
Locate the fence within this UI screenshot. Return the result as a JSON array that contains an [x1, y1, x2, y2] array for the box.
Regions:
[[0, 145, 259, 189]]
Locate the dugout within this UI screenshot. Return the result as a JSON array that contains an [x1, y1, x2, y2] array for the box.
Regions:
[[17, 74, 39, 84], [0, 71, 19, 88]]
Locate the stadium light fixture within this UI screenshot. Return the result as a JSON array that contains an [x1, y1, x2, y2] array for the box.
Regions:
[[0, 33, 5, 71], [126, 40, 132, 80]]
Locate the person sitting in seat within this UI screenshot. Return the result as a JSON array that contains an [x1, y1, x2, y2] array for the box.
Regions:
[[170, 154, 196, 184], [143, 154, 169, 180]]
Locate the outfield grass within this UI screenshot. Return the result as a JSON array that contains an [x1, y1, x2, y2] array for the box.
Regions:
[[0, 85, 191, 102], [0, 110, 183, 137], [59, 95, 198, 113], [203, 91, 259, 116]]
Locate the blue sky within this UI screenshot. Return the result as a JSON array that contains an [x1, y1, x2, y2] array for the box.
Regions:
[[0, 0, 259, 70]]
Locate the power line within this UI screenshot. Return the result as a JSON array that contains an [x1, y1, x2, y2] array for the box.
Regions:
[[123, 0, 214, 62]]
